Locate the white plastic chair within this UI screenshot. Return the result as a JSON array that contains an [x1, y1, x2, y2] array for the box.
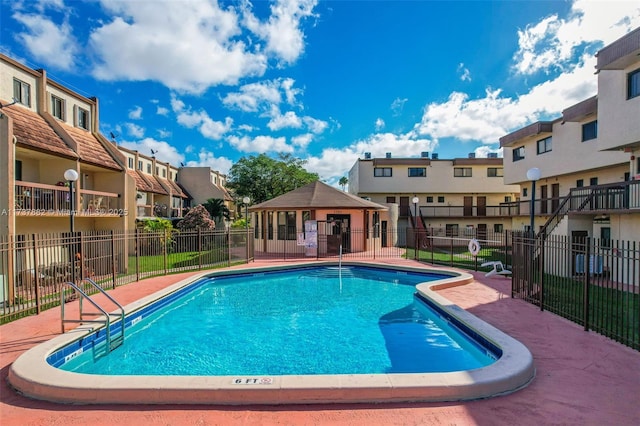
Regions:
[[481, 261, 512, 277]]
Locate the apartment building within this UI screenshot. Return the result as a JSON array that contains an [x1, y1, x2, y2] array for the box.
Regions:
[[0, 54, 128, 237], [117, 146, 189, 229], [500, 28, 640, 242], [348, 152, 521, 237], [177, 167, 235, 226]]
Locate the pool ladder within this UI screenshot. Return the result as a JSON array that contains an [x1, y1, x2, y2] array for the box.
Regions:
[[61, 278, 125, 352]]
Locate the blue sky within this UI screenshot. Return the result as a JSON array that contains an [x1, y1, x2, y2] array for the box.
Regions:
[[1, 1, 639, 186]]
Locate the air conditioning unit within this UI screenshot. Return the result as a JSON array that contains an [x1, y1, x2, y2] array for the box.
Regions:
[[386, 152, 392, 158], [575, 254, 603, 275], [432, 153, 439, 159], [364, 152, 371, 159], [421, 152, 429, 158]]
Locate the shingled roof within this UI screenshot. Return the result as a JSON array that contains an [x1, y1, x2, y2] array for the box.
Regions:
[[127, 170, 153, 192], [3, 103, 77, 159], [162, 177, 189, 198], [249, 180, 387, 210], [61, 123, 122, 171]]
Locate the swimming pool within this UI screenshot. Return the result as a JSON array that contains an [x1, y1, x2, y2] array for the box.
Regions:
[[59, 266, 495, 376], [9, 261, 535, 404]]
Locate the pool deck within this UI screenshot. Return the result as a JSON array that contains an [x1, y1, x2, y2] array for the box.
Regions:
[[1, 258, 639, 425]]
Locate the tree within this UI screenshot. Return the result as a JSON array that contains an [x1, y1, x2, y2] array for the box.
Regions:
[[203, 198, 230, 225], [227, 153, 319, 203], [176, 205, 216, 230], [339, 176, 348, 191]]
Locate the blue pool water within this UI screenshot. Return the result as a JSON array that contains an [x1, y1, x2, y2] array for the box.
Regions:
[[59, 266, 497, 375]]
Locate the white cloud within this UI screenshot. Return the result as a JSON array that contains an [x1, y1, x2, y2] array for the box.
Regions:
[[513, 0, 640, 75], [156, 106, 169, 116], [457, 63, 471, 82], [221, 77, 302, 113], [391, 97, 408, 116], [89, 1, 267, 93], [268, 110, 303, 131], [120, 138, 184, 165], [157, 129, 172, 139], [474, 145, 502, 159], [375, 118, 385, 131], [125, 122, 145, 138], [302, 116, 328, 134], [12, 11, 77, 70], [292, 133, 313, 148], [172, 96, 233, 140], [242, 0, 318, 64], [228, 135, 292, 153], [186, 150, 233, 175], [128, 105, 143, 120]]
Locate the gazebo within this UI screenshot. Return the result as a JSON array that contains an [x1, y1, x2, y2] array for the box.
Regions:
[[248, 181, 391, 256]]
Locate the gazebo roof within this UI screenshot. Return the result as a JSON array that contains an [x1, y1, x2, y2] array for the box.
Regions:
[[249, 180, 387, 210]]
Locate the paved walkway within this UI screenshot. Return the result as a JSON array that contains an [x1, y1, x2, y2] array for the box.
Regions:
[[1, 259, 639, 425]]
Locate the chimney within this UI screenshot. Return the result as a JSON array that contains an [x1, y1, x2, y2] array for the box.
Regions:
[[420, 151, 429, 158], [386, 152, 392, 158]]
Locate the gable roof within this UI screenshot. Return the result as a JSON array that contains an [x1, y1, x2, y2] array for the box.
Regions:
[[3, 103, 78, 159], [249, 180, 387, 210], [61, 123, 122, 170]]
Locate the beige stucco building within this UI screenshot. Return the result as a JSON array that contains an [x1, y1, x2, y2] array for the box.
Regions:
[[500, 27, 640, 243], [348, 153, 520, 237]]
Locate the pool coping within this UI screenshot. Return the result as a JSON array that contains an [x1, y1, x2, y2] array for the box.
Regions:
[[8, 261, 535, 405]]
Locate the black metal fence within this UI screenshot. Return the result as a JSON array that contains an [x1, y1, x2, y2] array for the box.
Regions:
[[0, 228, 253, 323], [512, 232, 639, 350]]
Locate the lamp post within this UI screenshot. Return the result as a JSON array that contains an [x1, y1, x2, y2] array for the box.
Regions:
[[526, 168, 541, 237], [242, 196, 250, 262], [64, 169, 79, 284], [412, 196, 419, 259]]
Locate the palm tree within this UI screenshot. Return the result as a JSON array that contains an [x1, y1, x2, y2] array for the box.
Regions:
[[203, 198, 230, 225], [339, 176, 348, 191]]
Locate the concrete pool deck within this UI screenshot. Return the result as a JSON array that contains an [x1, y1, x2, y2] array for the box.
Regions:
[[1, 258, 639, 425]]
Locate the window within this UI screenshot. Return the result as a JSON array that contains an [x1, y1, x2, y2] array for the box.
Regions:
[[576, 179, 584, 188], [128, 158, 134, 169], [487, 167, 503, 177], [408, 167, 426, 177], [494, 224, 504, 233], [51, 95, 64, 120], [581, 120, 598, 142], [13, 79, 31, 106], [267, 212, 273, 240], [537, 136, 552, 154], [137, 160, 142, 171], [15, 160, 22, 180], [454, 167, 472, 177], [155, 167, 159, 175], [386, 196, 396, 203], [374, 167, 392, 177], [426, 196, 434, 203], [523, 188, 528, 197], [513, 146, 525, 162], [601, 227, 611, 248], [76, 107, 89, 130], [504, 196, 512, 202], [373, 211, 380, 237], [590, 177, 598, 186], [162, 169, 166, 178], [437, 196, 445, 203], [628, 68, 640, 99], [277, 211, 296, 240], [147, 164, 152, 173], [445, 224, 459, 237]]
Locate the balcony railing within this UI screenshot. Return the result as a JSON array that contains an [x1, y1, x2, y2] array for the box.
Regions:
[[417, 203, 521, 218], [15, 181, 120, 216]]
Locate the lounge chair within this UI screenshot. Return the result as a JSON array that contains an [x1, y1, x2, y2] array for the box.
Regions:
[[481, 261, 512, 277]]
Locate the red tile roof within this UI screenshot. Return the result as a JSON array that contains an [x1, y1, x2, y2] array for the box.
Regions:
[[127, 170, 153, 192], [162, 178, 189, 198], [61, 123, 122, 170], [148, 175, 169, 195], [2, 103, 77, 158]]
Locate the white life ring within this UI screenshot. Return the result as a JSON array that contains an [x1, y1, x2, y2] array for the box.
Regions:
[[468, 239, 481, 256]]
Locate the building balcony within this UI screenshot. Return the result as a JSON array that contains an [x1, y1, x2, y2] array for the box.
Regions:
[[416, 203, 521, 218], [15, 181, 121, 216]]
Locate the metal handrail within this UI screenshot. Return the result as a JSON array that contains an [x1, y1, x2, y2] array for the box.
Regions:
[[60, 278, 125, 351]]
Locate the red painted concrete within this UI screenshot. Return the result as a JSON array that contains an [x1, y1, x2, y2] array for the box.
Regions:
[[1, 259, 639, 425]]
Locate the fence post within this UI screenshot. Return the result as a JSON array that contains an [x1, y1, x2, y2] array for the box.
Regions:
[[584, 237, 591, 331], [198, 227, 202, 270], [539, 235, 545, 311], [227, 228, 232, 267], [135, 229, 140, 282], [33, 234, 41, 314], [110, 230, 116, 289], [163, 228, 168, 275], [450, 237, 454, 266]]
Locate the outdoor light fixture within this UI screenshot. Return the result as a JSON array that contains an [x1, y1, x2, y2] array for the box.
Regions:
[[64, 169, 79, 233], [526, 168, 541, 236]]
